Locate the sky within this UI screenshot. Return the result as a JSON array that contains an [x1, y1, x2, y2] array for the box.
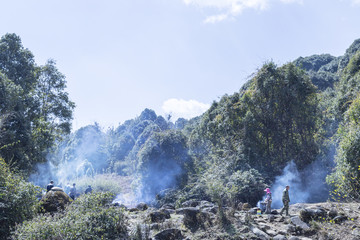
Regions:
[[0, 0, 360, 131]]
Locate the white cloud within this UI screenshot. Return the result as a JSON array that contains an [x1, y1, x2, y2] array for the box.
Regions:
[[352, 0, 360, 5], [161, 98, 210, 121], [182, 0, 303, 23]]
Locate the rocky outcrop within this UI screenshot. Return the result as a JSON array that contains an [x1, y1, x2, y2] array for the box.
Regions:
[[40, 187, 72, 212]]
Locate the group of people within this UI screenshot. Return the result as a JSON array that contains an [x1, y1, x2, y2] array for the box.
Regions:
[[263, 185, 290, 216], [46, 181, 93, 200]]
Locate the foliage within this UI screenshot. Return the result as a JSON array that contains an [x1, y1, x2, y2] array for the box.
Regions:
[[327, 95, 360, 201], [0, 158, 40, 239], [137, 130, 192, 201], [0, 33, 75, 172], [71, 174, 123, 195], [12, 192, 128, 240]]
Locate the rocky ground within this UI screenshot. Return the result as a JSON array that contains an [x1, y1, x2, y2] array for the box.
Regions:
[[123, 200, 360, 240]]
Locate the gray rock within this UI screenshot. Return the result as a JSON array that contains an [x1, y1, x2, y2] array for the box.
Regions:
[[153, 228, 183, 240], [181, 200, 200, 208], [288, 237, 300, 240], [268, 214, 275, 222], [286, 224, 296, 233], [333, 215, 348, 223], [252, 227, 270, 240], [291, 216, 310, 230], [182, 207, 201, 228], [328, 208, 338, 219], [273, 235, 287, 240], [161, 203, 175, 210], [265, 229, 277, 237], [136, 202, 148, 211], [149, 209, 171, 223]]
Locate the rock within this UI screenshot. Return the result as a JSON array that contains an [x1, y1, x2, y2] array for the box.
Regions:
[[40, 188, 71, 212], [153, 228, 183, 240], [273, 234, 287, 240], [249, 207, 258, 215], [149, 209, 171, 223], [50, 187, 64, 192], [267, 214, 275, 222], [202, 206, 217, 214], [288, 237, 300, 240], [286, 224, 296, 233], [150, 223, 160, 230], [252, 227, 270, 240], [271, 209, 279, 215], [291, 216, 310, 230], [265, 229, 277, 237], [182, 200, 200, 208], [161, 203, 175, 210], [299, 208, 327, 222], [242, 203, 251, 210], [258, 223, 271, 231], [328, 208, 338, 219], [136, 202, 148, 211], [199, 200, 215, 209], [129, 208, 139, 212], [182, 207, 201, 228], [333, 215, 348, 223]]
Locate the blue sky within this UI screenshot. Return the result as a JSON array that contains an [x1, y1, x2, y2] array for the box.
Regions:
[[1, 0, 360, 130]]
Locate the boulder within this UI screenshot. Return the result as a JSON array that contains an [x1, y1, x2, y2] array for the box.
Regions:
[[180, 207, 203, 229], [242, 203, 251, 210], [149, 209, 171, 223], [154, 228, 183, 240], [181, 200, 200, 208], [328, 208, 338, 219], [161, 203, 175, 210], [252, 227, 270, 240], [299, 208, 327, 222], [273, 234, 287, 240], [136, 202, 148, 211], [333, 215, 348, 224], [291, 216, 310, 230], [40, 188, 71, 212]]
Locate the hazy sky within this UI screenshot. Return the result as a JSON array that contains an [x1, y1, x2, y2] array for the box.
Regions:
[[1, 0, 359, 130]]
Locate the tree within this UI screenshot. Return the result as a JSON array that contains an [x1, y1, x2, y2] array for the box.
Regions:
[[0, 34, 74, 171]]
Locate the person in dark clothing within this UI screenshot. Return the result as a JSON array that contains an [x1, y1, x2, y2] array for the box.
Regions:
[[47, 180, 54, 192], [280, 185, 290, 216], [69, 183, 77, 200], [85, 185, 92, 194]]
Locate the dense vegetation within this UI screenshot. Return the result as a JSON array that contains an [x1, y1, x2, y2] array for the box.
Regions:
[[1, 33, 360, 239]]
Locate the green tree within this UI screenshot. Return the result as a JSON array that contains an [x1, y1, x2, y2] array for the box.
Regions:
[[0, 34, 75, 171]]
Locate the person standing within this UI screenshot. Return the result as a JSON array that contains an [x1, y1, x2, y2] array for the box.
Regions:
[[46, 180, 54, 192], [69, 183, 77, 200], [264, 188, 272, 214], [280, 185, 290, 216]]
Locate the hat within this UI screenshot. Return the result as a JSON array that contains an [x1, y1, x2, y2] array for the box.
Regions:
[[264, 188, 271, 193]]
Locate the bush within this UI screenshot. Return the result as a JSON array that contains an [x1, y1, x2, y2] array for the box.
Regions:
[[12, 192, 128, 240], [68, 174, 123, 195], [0, 158, 40, 240]]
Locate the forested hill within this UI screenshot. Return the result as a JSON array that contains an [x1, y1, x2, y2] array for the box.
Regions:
[[1, 33, 360, 239]]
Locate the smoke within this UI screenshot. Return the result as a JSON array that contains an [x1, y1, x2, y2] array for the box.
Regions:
[[267, 158, 331, 209], [29, 124, 106, 189]]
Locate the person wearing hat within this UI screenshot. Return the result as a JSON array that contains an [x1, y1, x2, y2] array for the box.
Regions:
[[264, 188, 272, 214]]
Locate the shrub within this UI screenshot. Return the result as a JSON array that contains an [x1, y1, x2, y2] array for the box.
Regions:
[[0, 158, 40, 240], [12, 192, 128, 240], [68, 174, 123, 195]]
